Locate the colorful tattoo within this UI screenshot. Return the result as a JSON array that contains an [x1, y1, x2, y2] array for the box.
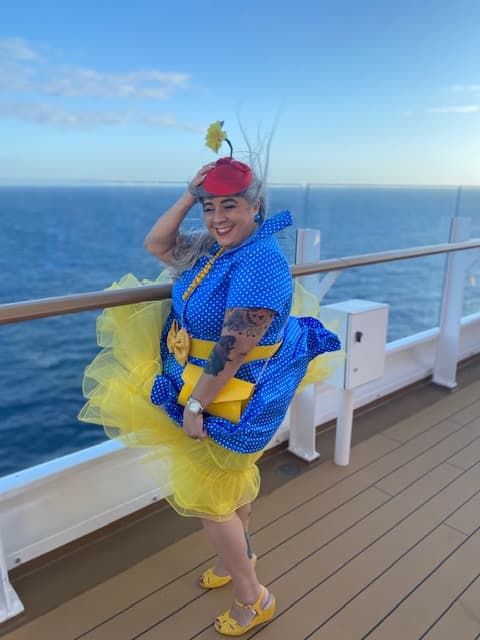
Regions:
[[223, 307, 275, 338], [204, 335, 236, 376], [244, 528, 253, 559]]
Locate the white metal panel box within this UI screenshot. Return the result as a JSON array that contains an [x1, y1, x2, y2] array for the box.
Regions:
[[319, 299, 389, 389]]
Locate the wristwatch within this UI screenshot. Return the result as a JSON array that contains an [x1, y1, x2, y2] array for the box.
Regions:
[[186, 396, 204, 415]]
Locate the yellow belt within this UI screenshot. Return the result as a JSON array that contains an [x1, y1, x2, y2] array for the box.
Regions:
[[190, 337, 282, 362], [166, 319, 282, 366]]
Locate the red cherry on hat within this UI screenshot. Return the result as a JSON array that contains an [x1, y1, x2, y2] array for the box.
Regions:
[[202, 157, 253, 196]]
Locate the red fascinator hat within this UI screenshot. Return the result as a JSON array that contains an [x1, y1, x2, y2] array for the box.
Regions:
[[202, 157, 253, 196]]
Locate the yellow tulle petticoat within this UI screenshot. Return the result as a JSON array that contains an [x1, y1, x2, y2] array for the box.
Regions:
[[292, 281, 344, 393], [78, 274, 343, 521], [78, 272, 261, 521]]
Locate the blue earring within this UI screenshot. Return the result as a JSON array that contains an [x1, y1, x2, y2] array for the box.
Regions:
[[254, 213, 261, 223]]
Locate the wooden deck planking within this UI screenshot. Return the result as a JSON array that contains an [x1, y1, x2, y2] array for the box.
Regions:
[[211, 464, 480, 640], [448, 433, 480, 470], [2, 377, 480, 640], [446, 491, 480, 536], [364, 527, 480, 640], [373, 420, 480, 495], [381, 380, 480, 442], [306, 524, 466, 639], [361, 418, 480, 489], [421, 574, 480, 639], [1, 435, 398, 640]]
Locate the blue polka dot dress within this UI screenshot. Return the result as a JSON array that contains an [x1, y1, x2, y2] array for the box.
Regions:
[[79, 210, 341, 520], [151, 209, 340, 453]]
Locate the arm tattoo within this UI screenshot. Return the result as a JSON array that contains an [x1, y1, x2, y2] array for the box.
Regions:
[[204, 335, 236, 376], [223, 307, 276, 338]]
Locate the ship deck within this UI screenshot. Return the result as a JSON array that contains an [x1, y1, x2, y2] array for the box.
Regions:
[[2, 356, 480, 640]]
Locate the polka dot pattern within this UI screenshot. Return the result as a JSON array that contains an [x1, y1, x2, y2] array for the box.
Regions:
[[151, 210, 341, 453]]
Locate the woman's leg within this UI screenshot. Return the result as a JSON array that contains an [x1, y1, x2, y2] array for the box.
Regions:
[[236, 502, 251, 528], [203, 503, 253, 578], [202, 514, 271, 626]]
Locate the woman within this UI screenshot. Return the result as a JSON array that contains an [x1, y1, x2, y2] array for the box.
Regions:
[[79, 130, 341, 635]]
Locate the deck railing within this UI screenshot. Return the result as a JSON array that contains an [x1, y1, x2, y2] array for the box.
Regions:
[[1, 238, 480, 325], [1, 226, 480, 623]]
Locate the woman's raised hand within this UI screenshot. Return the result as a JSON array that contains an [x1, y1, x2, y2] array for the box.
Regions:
[[188, 163, 215, 195]]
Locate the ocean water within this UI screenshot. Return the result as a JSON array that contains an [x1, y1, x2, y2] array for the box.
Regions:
[[1, 184, 480, 476]]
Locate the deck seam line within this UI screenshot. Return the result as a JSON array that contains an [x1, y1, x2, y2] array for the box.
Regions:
[[442, 522, 470, 538], [256, 411, 480, 538], [253, 422, 480, 540], [261, 437, 479, 560], [73, 433, 480, 638], [361, 540, 480, 639], [417, 573, 480, 639], [189, 475, 480, 640], [384, 395, 480, 440], [372, 484, 395, 497], [75, 427, 460, 638], [444, 459, 472, 471], [374, 432, 404, 444], [243, 479, 480, 639], [298, 515, 480, 638]]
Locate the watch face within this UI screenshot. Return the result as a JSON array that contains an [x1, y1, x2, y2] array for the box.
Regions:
[[187, 398, 202, 414]]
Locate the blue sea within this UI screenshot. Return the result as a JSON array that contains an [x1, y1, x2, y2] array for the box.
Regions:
[[1, 184, 480, 477]]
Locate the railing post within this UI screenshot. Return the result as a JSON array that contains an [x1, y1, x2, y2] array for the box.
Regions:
[[295, 227, 322, 297], [432, 217, 471, 388], [0, 529, 24, 622], [334, 388, 355, 466], [289, 228, 322, 462]]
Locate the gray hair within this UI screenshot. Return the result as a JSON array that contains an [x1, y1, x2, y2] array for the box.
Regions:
[[168, 230, 216, 278]]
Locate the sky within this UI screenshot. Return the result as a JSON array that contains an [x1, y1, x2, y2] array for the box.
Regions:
[[1, 0, 479, 185]]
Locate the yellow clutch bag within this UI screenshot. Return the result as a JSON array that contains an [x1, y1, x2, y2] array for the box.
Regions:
[[177, 363, 254, 424]]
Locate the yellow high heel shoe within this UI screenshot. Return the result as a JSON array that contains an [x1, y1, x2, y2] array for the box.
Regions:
[[200, 554, 257, 589], [214, 585, 275, 636]]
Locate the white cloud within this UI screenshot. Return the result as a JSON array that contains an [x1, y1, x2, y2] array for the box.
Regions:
[[0, 102, 201, 130], [41, 67, 190, 99], [427, 105, 478, 114], [0, 38, 41, 92], [0, 61, 34, 91], [0, 38, 190, 100], [0, 37, 43, 62], [449, 84, 480, 96], [0, 102, 123, 126], [0, 37, 196, 131], [144, 114, 202, 131]]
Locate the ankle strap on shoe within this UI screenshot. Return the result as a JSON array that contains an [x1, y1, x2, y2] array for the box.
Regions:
[[234, 585, 265, 611]]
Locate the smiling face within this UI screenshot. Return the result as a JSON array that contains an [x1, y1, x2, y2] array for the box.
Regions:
[[202, 196, 259, 249]]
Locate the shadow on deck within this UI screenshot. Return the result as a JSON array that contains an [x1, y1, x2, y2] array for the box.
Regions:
[[2, 356, 480, 639]]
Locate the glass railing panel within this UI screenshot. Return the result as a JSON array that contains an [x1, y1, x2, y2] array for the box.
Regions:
[[0, 313, 106, 477], [296, 184, 462, 340], [1, 182, 479, 475], [321, 255, 447, 342], [454, 186, 480, 230], [302, 185, 459, 254], [0, 184, 189, 303], [457, 187, 480, 317]]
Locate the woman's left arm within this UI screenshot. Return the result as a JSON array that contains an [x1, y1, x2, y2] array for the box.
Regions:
[[182, 307, 276, 439]]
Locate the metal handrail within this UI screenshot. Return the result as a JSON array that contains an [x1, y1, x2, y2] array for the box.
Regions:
[[1, 238, 480, 326]]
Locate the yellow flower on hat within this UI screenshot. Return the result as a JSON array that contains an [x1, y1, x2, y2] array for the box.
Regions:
[[205, 120, 227, 152], [205, 120, 233, 155]]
